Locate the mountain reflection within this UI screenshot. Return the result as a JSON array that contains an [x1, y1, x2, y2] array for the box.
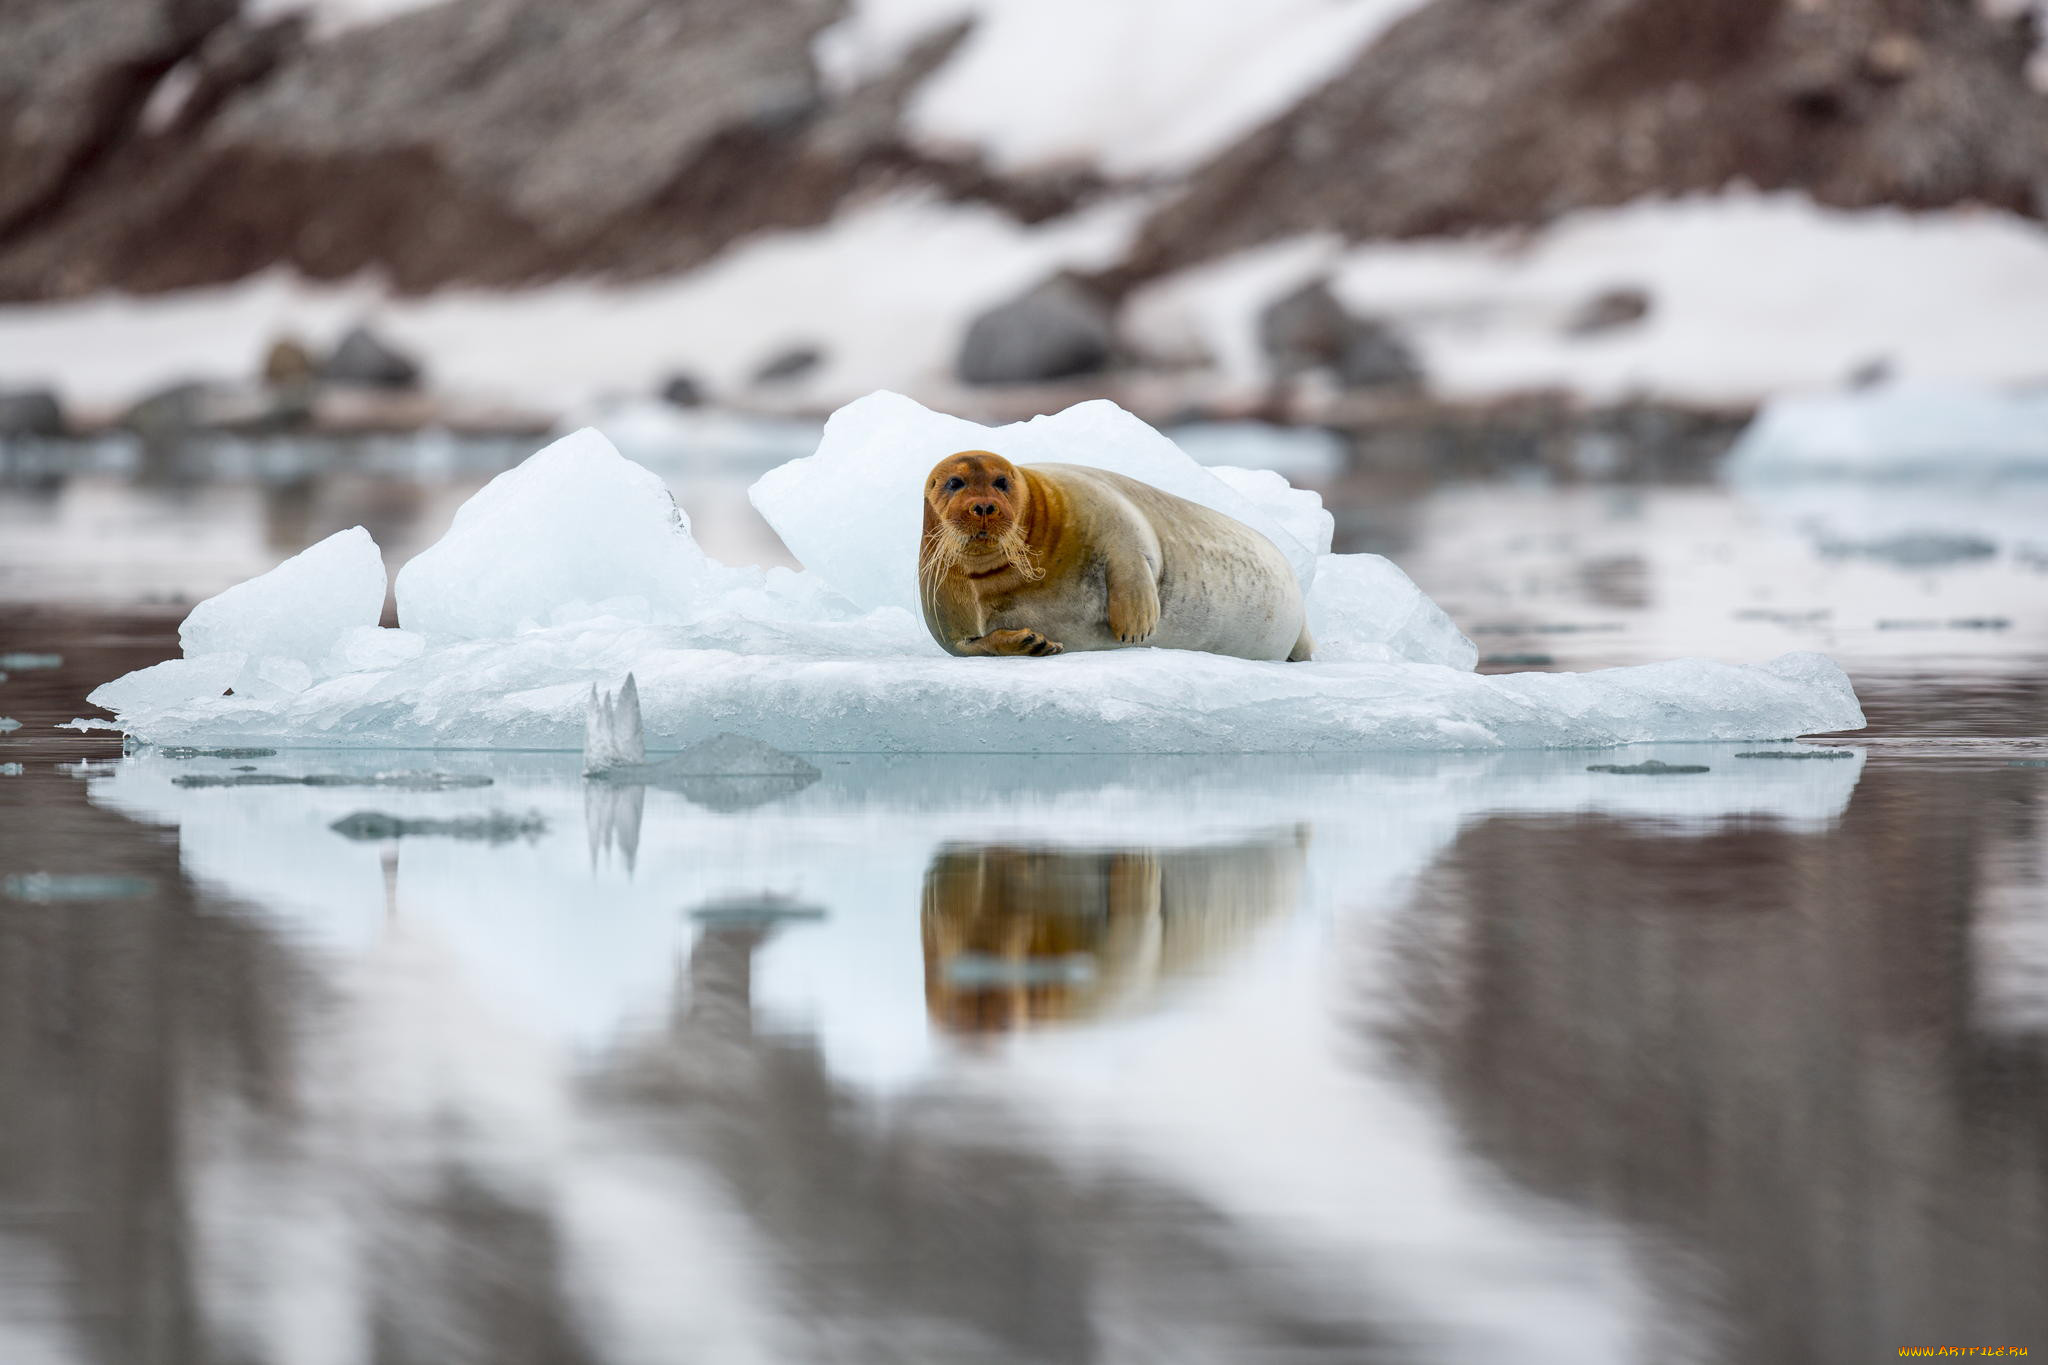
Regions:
[[1370, 770, 2048, 1362]]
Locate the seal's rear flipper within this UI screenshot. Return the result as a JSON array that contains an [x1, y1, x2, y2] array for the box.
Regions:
[[583, 673, 646, 775], [1288, 624, 1316, 663]]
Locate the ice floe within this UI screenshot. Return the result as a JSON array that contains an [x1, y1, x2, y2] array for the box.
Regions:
[[1727, 383, 2048, 480], [85, 393, 1863, 751]]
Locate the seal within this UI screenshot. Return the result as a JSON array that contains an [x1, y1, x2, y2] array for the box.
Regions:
[[918, 451, 1314, 661]]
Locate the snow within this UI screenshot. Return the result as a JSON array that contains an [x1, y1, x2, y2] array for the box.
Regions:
[[243, 0, 456, 39], [0, 195, 1142, 414], [883, 0, 1430, 176], [83, 400, 1862, 753], [1327, 193, 2048, 404], [1725, 383, 2048, 480]]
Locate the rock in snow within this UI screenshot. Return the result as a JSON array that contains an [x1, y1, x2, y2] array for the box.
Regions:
[[85, 393, 1864, 752]]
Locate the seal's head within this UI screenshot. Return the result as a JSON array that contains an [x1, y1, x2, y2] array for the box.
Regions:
[[921, 450, 1041, 580], [924, 450, 1024, 545]]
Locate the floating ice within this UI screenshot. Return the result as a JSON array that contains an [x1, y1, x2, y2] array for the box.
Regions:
[[396, 427, 717, 639], [182, 526, 385, 664], [1307, 553, 1476, 669], [1728, 383, 2048, 480], [83, 399, 1865, 753], [1206, 464, 1335, 557], [750, 391, 1320, 617]]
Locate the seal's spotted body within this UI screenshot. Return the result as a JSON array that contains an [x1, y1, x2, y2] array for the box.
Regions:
[[919, 451, 1312, 663]]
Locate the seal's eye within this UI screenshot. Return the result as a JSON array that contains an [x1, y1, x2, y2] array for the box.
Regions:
[[992, 477, 1009, 492], [945, 477, 966, 492]]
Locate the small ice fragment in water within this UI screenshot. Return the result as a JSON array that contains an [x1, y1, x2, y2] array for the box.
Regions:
[[5, 873, 155, 902], [58, 760, 120, 778], [329, 810, 547, 842], [584, 674, 646, 774], [0, 763, 22, 776], [0, 653, 61, 670], [689, 894, 828, 926], [0, 718, 19, 731], [159, 746, 278, 759], [944, 953, 1098, 988], [1735, 749, 1855, 760], [2009, 759, 2048, 769], [1586, 759, 1711, 775], [173, 771, 493, 790]]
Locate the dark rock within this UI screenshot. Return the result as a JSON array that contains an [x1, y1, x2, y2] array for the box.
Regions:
[[320, 325, 420, 389], [957, 273, 1115, 386], [159, 745, 276, 759], [1257, 278, 1421, 390], [1481, 652, 1555, 667], [659, 372, 704, 407], [751, 345, 824, 387], [118, 380, 229, 435], [174, 771, 492, 790], [1846, 355, 1895, 389], [1564, 286, 1652, 336], [330, 810, 546, 842], [118, 379, 301, 435], [0, 388, 65, 437], [1587, 759, 1711, 775]]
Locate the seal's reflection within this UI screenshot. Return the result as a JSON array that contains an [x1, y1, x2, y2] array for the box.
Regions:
[[921, 831, 1309, 1032]]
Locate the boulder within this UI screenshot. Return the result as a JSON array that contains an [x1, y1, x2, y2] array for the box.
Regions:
[[0, 388, 65, 437], [659, 372, 704, 407], [1258, 278, 1420, 390], [955, 274, 1115, 386], [1563, 286, 1652, 336], [320, 325, 421, 389], [752, 345, 824, 387]]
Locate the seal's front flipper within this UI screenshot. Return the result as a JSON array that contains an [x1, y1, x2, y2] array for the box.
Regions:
[[959, 628, 1065, 657], [1106, 557, 1160, 644]]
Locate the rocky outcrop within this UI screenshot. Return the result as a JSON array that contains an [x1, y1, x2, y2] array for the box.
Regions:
[[1122, 0, 2048, 281], [0, 0, 1101, 301], [0, 0, 235, 239]]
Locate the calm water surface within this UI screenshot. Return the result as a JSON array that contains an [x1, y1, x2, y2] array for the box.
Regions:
[[0, 435, 2043, 1364]]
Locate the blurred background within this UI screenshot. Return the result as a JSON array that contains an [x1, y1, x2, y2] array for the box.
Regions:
[[3, 3, 2048, 1364]]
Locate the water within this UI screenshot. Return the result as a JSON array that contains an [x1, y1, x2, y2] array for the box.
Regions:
[[1, 434, 2044, 1364]]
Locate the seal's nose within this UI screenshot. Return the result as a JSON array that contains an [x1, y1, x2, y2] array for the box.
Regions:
[[970, 502, 997, 517]]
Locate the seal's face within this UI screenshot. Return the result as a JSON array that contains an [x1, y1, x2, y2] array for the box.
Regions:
[[924, 450, 1024, 552]]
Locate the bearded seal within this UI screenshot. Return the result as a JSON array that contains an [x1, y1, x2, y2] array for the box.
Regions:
[[918, 451, 1314, 662]]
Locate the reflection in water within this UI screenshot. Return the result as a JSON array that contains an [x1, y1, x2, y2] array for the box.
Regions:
[[921, 835, 1307, 1032], [1372, 775, 2048, 1362], [4, 595, 2045, 1361]]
